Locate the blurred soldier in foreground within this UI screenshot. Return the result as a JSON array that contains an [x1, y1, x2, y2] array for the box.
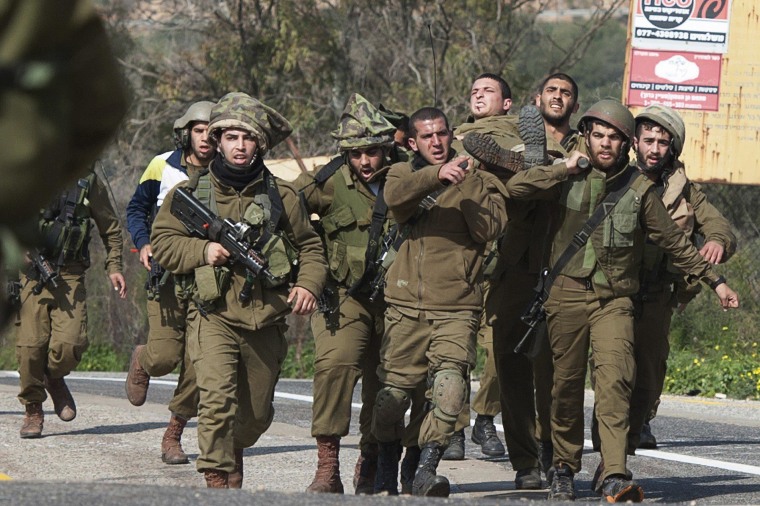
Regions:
[[124, 101, 215, 465], [151, 92, 326, 488], [16, 171, 127, 438]]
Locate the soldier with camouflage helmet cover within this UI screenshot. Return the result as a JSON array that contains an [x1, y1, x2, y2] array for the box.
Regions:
[[151, 92, 327, 489], [295, 92, 403, 495], [504, 99, 739, 503], [124, 100, 216, 466]]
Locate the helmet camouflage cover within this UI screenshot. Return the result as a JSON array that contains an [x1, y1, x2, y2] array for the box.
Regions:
[[636, 104, 686, 157], [208, 92, 292, 155], [577, 99, 635, 142], [331, 93, 396, 151]]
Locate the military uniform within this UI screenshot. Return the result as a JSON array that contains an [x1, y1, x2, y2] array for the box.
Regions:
[[152, 93, 326, 488], [504, 101, 728, 501], [297, 94, 397, 495], [16, 172, 123, 436], [372, 148, 508, 496]]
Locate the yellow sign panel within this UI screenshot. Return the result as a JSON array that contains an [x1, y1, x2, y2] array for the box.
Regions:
[[623, 0, 759, 184]]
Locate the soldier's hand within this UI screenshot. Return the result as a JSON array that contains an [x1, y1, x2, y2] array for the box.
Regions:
[[438, 156, 471, 186], [714, 283, 739, 310], [110, 273, 127, 299], [700, 240, 725, 264], [288, 286, 317, 315], [139, 244, 152, 270], [206, 243, 230, 266], [565, 151, 590, 175]]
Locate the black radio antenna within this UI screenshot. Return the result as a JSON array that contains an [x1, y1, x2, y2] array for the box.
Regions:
[[428, 23, 437, 107]]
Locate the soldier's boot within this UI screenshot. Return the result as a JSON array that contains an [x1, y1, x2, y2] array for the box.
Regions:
[[305, 436, 344, 493], [20, 403, 44, 439], [161, 414, 190, 464], [638, 422, 658, 449], [399, 445, 421, 495], [462, 133, 525, 174], [44, 374, 76, 422], [228, 448, 244, 489], [353, 446, 377, 495], [374, 440, 401, 495], [125, 345, 150, 406], [204, 469, 229, 489], [518, 104, 548, 169], [600, 474, 644, 503], [412, 443, 450, 497], [471, 414, 505, 457], [441, 429, 465, 461], [548, 464, 576, 501]]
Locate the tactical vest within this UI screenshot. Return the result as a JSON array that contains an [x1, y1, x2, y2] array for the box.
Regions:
[[319, 167, 389, 288], [39, 173, 95, 267], [174, 170, 298, 311], [552, 166, 651, 297]]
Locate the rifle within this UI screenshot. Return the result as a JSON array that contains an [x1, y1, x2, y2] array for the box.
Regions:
[[367, 224, 400, 303], [28, 249, 60, 295], [6, 278, 21, 310], [316, 286, 339, 335], [514, 268, 548, 355], [170, 186, 277, 303], [145, 257, 169, 302]]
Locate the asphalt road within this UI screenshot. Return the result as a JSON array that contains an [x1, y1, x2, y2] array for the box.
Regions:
[[2, 371, 760, 504]]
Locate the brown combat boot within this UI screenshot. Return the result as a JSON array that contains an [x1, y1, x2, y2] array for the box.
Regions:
[[125, 345, 150, 406], [161, 414, 189, 464], [228, 448, 244, 489], [306, 436, 343, 493], [20, 403, 44, 439], [204, 469, 229, 488], [44, 374, 76, 422], [353, 446, 377, 495]]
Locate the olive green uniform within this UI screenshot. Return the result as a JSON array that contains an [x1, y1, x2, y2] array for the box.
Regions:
[[297, 163, 391, 453], [151, 169, 327, 474], [16, 173, 123, 405], [372, 155, 508, 448], [505, 158, 725, 482], [627, 164, 736, 450]]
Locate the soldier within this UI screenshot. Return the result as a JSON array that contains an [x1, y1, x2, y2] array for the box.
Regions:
[[16, 171, 127, 438], [371, 107, 508, 497], [626, 105, 736, 450], [124, 101, 215, 465], [503, 99, 739, 502], [440, 73, 513, 462], [151, 92, 327, 488], [296, 93, 397, 495]]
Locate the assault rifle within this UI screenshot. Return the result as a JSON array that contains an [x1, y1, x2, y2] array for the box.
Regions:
[[170, 186, 277, 303], [28, 249, 60, 295], [367, 224, 400, 303], [514, 268, 549, 355]]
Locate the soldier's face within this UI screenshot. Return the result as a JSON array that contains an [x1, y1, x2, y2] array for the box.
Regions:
[[535, 78, 578, 127], [470, 78, 511, 119], [347, 146, 386, 182], [218, 128, 258, 168], [189, 122, 214, 163], [634, 125, 672, 171], [586, 122, 625, 172], [408, 118, 452, 165]]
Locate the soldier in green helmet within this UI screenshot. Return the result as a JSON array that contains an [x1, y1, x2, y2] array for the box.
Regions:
[[503, 98, 740, 503], [151, 92, 327, 488], [297, 93, 401, 495]]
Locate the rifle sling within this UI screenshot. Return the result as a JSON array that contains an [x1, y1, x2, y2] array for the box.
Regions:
[[541, 165, 639, 298]]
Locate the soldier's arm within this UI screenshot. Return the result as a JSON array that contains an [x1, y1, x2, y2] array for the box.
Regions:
[[688, 181, 737, 263], [294, 170, 334, 217], [150, 185, 210, 274], [385, 162, 446, 223], [460, 171, 509, 244], [504, 162, 566, 201], [89, 174, 124, 276]]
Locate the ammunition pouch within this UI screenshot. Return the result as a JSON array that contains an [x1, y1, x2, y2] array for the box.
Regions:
[[259, 232, 298, 288], [174, 265, 231, 314]]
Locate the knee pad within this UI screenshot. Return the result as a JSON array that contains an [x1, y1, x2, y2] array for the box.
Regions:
[[431, 369, 467, 423], [375, 386, 411, 422]]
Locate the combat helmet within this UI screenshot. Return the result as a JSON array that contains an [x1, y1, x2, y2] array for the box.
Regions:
[[577, 99, 635, 143], [173, 100, 215, 149], [331, 93, 396, 151], [208, 92, 292, 155], [636, 104, 685, 157]]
